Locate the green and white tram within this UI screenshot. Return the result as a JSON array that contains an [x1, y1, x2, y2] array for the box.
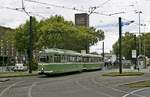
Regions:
[[38, 48, 103, 75]]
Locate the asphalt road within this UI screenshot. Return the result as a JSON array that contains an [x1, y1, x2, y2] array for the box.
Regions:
[[0, 70, 150, 97]]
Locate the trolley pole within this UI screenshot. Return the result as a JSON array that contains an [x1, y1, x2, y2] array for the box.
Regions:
[[28, 16, 33, 73], [119, 17, 122, 74]]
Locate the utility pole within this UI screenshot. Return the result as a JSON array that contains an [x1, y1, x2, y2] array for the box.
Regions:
[[136, 11, 142, 56], [22, 0, 33, 73], [135, 11, 142, 70], [102, 41, 104, 61], [134, 35, 137, 68], [28, 16, 33, 73], [141, 24, 146, 56], [119, 17, 122, 74]]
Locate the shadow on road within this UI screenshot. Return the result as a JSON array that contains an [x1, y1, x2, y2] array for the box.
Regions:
[[38, 69, 101, 78]]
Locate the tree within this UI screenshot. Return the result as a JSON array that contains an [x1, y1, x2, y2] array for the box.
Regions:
[[141, 33, 150, 57], [113, 32, 135, 60], [10, 15, 104, 54], [14, 17, 39, 54], [113, 32, 150, 60], [38, 15, 104, 52]]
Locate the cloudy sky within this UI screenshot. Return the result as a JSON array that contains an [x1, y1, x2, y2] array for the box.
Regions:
[[0, 0, 150, 53]]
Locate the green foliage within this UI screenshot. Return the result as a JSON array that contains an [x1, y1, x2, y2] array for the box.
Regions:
[[10, 15, 104, 54], [0, 71, 38, 78], [102, 72, 144, 76], [125, 80, 150, 88], [14, 17, 39, 53], [0, 26, 15, 48], [38, 15, 104, 52], [113, 32, 134, 59], [31, 58, 38, 71], [0, 26, 14, 38], [142, 33, 150, 58], [113, 32, 150, 60]]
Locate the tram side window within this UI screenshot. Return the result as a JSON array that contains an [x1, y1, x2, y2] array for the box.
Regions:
[[69, 56, 74, 62], [61, 55, 67, 63], [85, 57, 89, 62], [67, 55, 70, 62], [77, 56, 82, 62], [94, 58, 96, 62], [39, 56, 49, 63], [91, 58, 94, 62], [54, 55, 61, 63], [49, 56, 53, 63]]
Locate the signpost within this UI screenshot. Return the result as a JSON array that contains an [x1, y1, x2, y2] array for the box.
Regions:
[[132, 50, 137, 58]]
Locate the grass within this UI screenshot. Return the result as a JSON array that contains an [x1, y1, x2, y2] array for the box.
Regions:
[[0, 71, 38, 78], [125, 80, 150, 88], [102, 72, 144, 77]]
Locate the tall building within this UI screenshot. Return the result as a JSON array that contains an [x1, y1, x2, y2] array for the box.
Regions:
[[75, 13, 89, 27]]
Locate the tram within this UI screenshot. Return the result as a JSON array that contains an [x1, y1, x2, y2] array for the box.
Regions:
[[38, 48, 104, 75]]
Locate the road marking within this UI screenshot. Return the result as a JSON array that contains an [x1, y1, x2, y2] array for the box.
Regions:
[[0, 81, 24, 97], [28, 82, 37, 97], [92, 77, 145, 97], [75, 80, 114, 97], [122, 88, 150, 97], [91, 78, 128, 93]]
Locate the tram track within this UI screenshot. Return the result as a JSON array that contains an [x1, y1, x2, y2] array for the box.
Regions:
[[1, 71, 150, 97]]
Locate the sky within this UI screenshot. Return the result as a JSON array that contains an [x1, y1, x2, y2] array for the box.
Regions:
[[0, 0, 150, 53]]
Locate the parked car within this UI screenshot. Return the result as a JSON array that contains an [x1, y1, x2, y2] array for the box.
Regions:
[[13, 63, 27, 71]]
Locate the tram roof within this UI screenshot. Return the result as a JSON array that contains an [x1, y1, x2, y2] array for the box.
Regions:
[[40, 48, 102, 57], [41, 48, 81, 55], [81, 53, 102, 57]]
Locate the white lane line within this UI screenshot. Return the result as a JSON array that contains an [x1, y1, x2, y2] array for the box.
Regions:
[[28, 82, 37, 97], [92, 78, 144, 97], [75, 80, 114, 97], [0, 81, 24, 97], [122, 88, 150, 97], [91, 78, 128, 93]]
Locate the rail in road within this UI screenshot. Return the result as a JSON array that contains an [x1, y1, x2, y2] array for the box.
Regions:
[[0, 71, 150, 97]]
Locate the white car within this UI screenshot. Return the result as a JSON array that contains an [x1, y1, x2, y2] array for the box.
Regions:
[[14, 63, 27, 71]]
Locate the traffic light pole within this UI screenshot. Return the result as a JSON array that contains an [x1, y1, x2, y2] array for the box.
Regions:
[[119, 17, 122, 74]]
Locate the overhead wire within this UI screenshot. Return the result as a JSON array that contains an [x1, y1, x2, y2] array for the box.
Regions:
[[0, 0, 148, 31], [24, 0, 110, 16], [0, 6, 23, 12], [95, 0, 112, 9]]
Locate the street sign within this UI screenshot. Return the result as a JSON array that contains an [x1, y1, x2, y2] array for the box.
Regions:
[[132, 50, 137, 58]]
